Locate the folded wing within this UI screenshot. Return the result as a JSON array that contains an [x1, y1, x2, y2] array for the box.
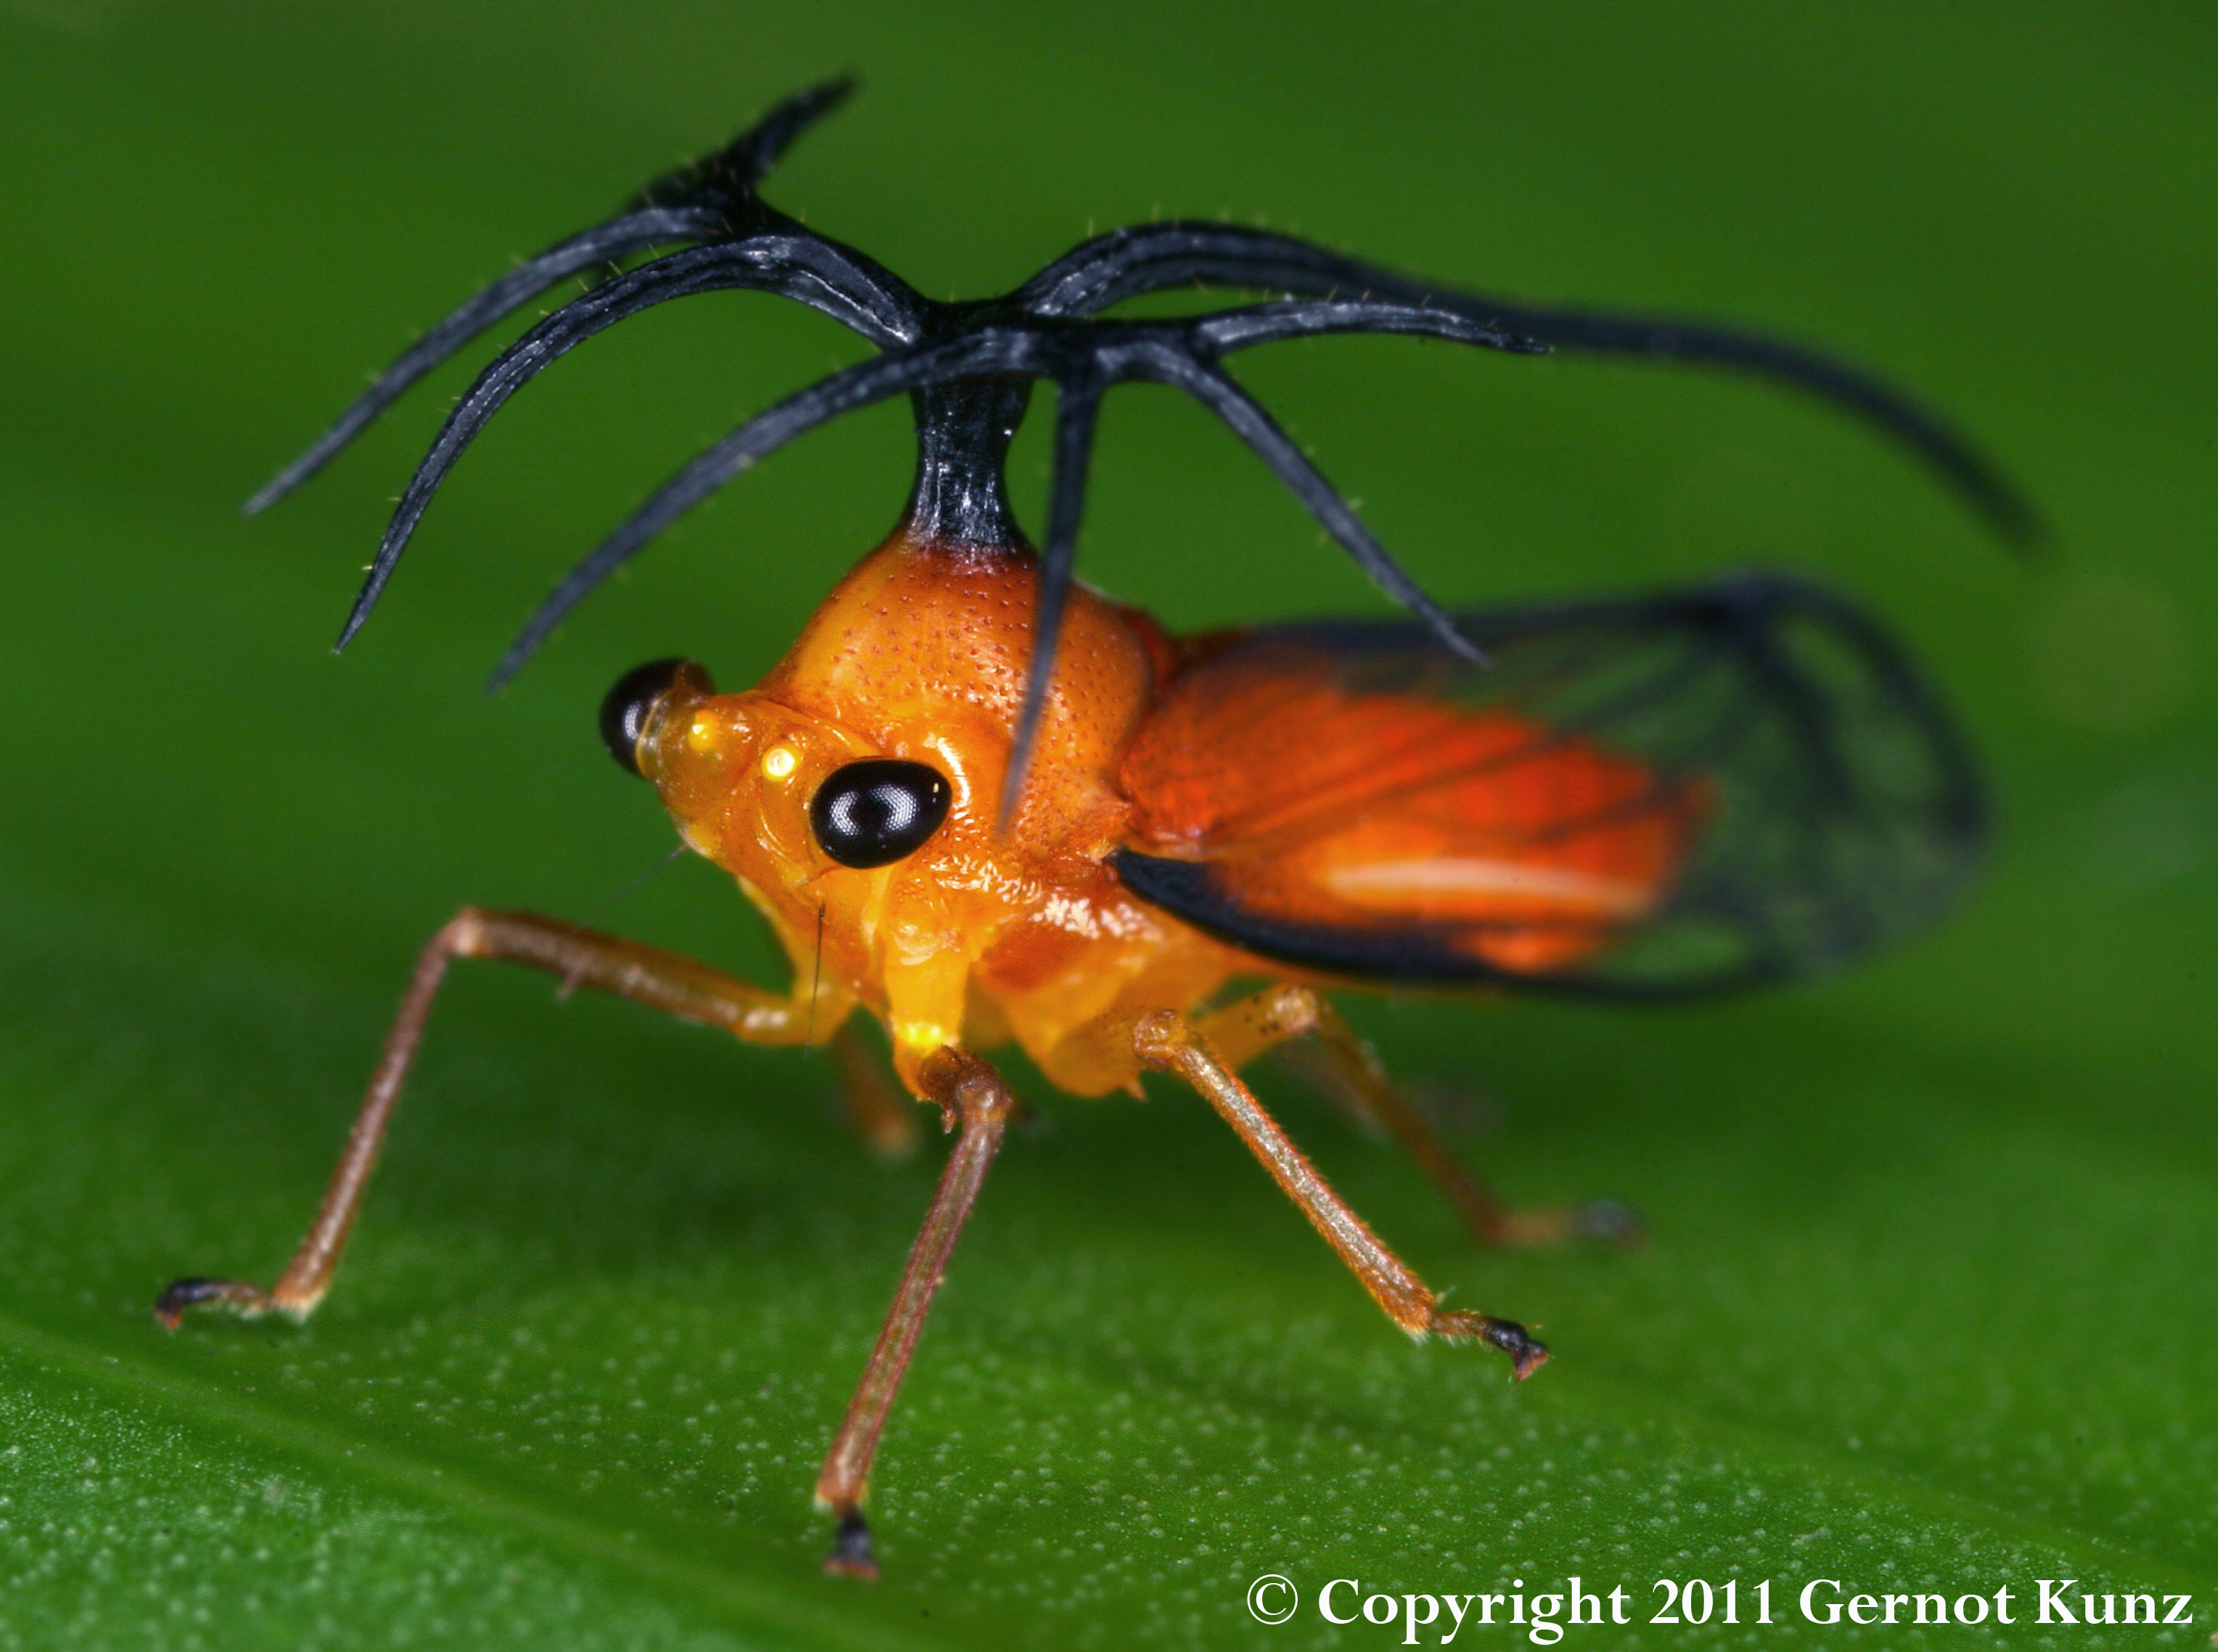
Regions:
[[1113, 576, 1984, 999]]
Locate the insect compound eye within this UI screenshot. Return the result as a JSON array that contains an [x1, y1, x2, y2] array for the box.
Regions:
[[599, 658, 700, 776], [809, 760, 953, 869]]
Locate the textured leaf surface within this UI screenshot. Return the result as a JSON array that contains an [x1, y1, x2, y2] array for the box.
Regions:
[[1, 4, 2211, 1647]]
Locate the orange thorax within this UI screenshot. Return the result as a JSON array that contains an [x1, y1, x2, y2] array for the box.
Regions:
[[637, 532, 1237, 1092]]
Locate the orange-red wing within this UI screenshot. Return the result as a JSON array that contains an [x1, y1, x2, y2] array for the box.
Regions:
[[1113, 576, 1984, 998], [1123, 647, 1704, 976]]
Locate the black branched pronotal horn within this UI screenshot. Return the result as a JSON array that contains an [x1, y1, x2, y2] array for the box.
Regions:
[[247, 78, 875, 520], [1017, 221, 2041, 547], [250, 81, 2035, 813]]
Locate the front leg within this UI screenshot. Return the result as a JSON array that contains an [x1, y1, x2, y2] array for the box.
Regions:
[[157, 907, 842, 1328], [817, 1046, 1015, 1579]]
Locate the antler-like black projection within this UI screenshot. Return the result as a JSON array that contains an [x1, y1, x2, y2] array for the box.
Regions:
[[251, 78, 2035, 822]]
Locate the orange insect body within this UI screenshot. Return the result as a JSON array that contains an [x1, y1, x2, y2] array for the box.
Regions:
[[650, 530, 1216, 1095], [160, 83, 2010, 1577], [647, 529, 1696, 1097]]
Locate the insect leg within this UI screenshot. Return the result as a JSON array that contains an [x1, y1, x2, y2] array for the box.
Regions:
[[1278, 1003, 1640, 1251], [827, 1018, 921, 1160], [155, 907, 838, 1329], [817, 1047, 1015, 1580], [1123, 989, 1549, 1380]]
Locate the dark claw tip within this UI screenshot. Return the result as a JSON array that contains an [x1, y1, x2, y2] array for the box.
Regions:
[[822, 1508, 880, 1579], [1483, 1317, 1552, 1381], [153, 1277, 226, 1330]]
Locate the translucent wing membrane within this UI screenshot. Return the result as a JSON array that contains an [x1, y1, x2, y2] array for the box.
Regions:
[[250, 82, 2024, 819], [1112, 575, 1984, 997]]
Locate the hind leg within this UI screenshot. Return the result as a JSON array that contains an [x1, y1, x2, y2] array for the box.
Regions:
[[1269, 999, 1638, 1249]]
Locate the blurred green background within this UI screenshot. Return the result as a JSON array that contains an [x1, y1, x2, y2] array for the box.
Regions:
[[1, 3, 2210, 1648]]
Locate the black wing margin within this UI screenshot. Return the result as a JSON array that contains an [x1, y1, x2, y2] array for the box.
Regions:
[[1112, 574, 1985, 999]]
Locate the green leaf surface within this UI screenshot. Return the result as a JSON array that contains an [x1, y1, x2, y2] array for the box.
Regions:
[[1, 4, 2211, 1647]]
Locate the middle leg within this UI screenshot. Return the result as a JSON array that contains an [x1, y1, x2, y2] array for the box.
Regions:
[[1103, 986, 1550, 1379], [1274, 999, 1638, 1248], [827, 1018, 922, 1160]]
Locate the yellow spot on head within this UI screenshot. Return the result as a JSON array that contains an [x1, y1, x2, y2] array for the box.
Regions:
[[686, 715, 721, 755], [761, 745, 798, 782], [893, 1018, 955, 1053]]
